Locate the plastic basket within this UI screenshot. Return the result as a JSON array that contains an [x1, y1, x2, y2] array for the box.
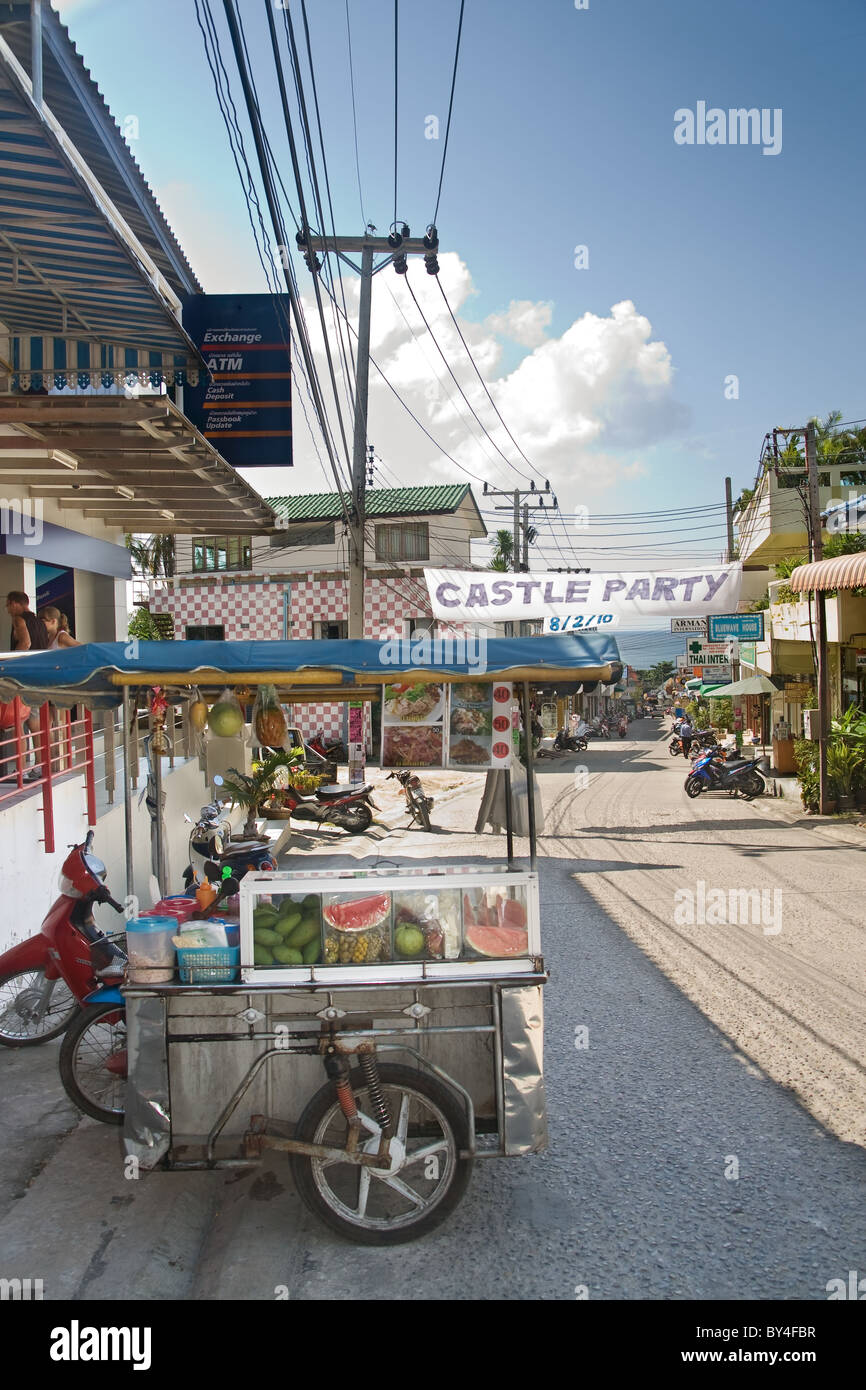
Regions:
[[176, 945, 240, 985]]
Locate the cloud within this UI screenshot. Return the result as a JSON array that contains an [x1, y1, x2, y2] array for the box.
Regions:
[[239, 255, 688, 543], [51, 0, 105, 17], [483, 299, 553, 348]]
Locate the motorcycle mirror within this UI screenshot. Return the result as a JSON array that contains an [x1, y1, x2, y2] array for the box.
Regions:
[[183, 813, 193, 823], [219, 875, 240, 898], [213, 774, 224, 787]]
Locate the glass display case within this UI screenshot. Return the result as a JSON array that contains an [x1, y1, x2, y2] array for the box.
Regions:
[[240, 865, 540, 984]]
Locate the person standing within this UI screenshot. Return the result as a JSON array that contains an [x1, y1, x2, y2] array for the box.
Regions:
[[679, 714, 695, 757], [38, 606, 80, 649], [5, 592, 50, 779]]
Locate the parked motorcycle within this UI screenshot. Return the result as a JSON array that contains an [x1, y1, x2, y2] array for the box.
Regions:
[[278, 781, 376, 834], [307, 729, 347, 764], [58, 874, 240, 1126], [182, 800, 276, 890], [669, 729, 716, 758], [387, 768, 434, 831], [618, 718, 628, 738], [685, 749, 768, 801], [553, 727, 588, 753], [0, 830, 126, 1047]]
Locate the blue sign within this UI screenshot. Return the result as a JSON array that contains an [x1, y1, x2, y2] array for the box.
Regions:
[[707, 612, 765, 642], [182, 294, 292, 467]]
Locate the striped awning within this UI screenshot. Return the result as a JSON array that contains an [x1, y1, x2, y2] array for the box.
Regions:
[[789, 553, 866, 592]]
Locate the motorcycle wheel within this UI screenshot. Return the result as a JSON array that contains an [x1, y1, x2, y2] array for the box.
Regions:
[[576, 738, 588, 752], [412, 792, 432, 832], [669, 742, 680, 756], [741, 772, 765, 799], [59, 1002, 126, 1125], [336, 804, 373, 834], [0, 969, 78, 1046], [685, 775, 704, 799], [290, 1063, 472, 1246]]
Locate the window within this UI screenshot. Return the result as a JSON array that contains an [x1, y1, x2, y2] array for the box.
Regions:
[[185, 625, 225, 640], [408, 617, 435, 638], [271, 521, 335, 549], [314, 620, 348, 640], [374, 521, 429, 562], [192, 537, 251, 572]]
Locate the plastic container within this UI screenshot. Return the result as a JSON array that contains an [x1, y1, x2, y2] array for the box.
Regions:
[[321, 891, 392, 966], [126, 916, 177, 984], [150, 897, 198, 925]]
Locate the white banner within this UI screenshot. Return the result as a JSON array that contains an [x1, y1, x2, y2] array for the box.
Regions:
[[426, 565, 743, 624]]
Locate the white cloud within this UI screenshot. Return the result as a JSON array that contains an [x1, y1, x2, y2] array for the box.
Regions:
[[239, 255, 687, 544], [484, 299, 553, 348]]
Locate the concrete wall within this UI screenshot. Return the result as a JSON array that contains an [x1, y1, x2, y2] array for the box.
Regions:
[[0, 756, 213, 956]]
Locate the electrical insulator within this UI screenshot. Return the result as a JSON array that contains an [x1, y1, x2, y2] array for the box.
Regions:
[[423, 224, 439, 275], [295, 229, 320, 273], [393, 253, 408, 275]]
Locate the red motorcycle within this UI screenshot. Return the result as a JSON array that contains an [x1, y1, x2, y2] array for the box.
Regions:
[[271, 781, 377, 833], [307, 729, 347, 764], [0, 830, 126, 1047]]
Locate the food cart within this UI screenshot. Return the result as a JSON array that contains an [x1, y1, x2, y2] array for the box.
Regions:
[[0, 634, 621, 1243]]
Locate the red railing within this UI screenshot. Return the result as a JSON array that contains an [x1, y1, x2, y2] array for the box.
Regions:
[[0, 699, 96, 853]]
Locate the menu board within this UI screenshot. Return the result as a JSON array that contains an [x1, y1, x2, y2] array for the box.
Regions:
[[381, 681, 445, 767], [448, 682, 512, 769], [381, 681, 513, 770]]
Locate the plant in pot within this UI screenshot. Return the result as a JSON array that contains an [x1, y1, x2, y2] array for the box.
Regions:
[[826, 738, 864, 813], [794, 738, 820, 813], [222, 749, 303, 834]]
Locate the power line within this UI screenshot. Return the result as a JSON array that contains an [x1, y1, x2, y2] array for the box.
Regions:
[[393, 0, 399, 231], [432, 0, 466, 225], [344, 0, 366, 231]]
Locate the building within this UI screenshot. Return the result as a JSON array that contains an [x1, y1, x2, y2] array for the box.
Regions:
[[735, 460, 866, 737], [150, 484, 488, 744]]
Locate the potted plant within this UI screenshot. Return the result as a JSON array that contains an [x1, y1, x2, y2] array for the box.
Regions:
[[222, 749, 303, 835], [827, 739, 864, 813], [794, 737, 821, 813]]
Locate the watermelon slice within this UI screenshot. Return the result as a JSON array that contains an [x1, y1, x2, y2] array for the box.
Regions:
[[499, 897, 527, 930], [465, 922, 529, 958], [322, 893, 390, 932]]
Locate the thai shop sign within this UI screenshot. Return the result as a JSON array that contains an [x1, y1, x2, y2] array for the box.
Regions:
[[426, 565, 743, 623], [381, 681, 512, 770], [685, 639, 739, 665], [182, 294, 292, 466]]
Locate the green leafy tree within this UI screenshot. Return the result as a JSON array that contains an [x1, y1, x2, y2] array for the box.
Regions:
[[127, 606, 166, 641], [489, 529, 515, 572]]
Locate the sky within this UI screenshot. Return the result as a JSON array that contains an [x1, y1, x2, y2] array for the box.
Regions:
[[51, 0, 866, 667]]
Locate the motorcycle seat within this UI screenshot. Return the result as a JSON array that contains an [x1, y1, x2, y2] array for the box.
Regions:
[[317, 783, 371, 799], [222, 837, 270, 852]]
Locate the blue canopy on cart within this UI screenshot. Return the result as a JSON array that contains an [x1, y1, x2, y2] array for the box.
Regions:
[[0, 635, 622, 709]]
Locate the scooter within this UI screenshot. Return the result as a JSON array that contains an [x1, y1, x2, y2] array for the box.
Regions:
[[58, 873, 240, 1126], [307, 729, 347, 764], [275, 781, 376, 834], [685, 749, 768, 801], [554, 727, 588, 753], [0, 830, 126, 1047], [387, 768, 434, 831], [182, 800, 277, 890], [618, 718, 628, 738]]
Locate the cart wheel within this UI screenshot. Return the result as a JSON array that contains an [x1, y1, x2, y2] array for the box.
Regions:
[[290, 1063, 472, 1245], [59, 1002, 126, 1125]]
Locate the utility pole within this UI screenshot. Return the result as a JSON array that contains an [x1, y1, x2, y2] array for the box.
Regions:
[[484, 481, 558, 636], [805, 420, 831, 814], [302, 227, 440, 638], [724, 476, 735, 561]]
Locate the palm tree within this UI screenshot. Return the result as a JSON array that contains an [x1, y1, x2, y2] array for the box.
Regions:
[[489, 529, 515, 571], [125, 533, 176, 579]]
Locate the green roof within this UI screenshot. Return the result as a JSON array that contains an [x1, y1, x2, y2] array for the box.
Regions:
[[267, 484, 477, 523]]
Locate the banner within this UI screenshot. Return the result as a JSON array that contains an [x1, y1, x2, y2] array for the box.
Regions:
[[426, 565, 743, 624], [182, 293, 292, 467]]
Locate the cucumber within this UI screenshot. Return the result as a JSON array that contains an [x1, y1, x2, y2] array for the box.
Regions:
[[253, 945, 274, 966], [301, 939, 320, 965], [253, 927, 282, 947], [275, 910, 302, 935]]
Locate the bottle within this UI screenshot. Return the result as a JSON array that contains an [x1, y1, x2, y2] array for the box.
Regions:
[[196, 877, 218, 913]]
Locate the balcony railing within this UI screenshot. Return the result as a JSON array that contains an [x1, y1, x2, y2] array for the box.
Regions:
[[0, 701, 95, 853]]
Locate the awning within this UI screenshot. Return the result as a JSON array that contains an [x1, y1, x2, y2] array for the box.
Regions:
[[789, 553, 866, 592], [0, 24, 201, 364], [0, 634, 622, 709], [0, 395, 276, 534], [705, 676, 776, 698]]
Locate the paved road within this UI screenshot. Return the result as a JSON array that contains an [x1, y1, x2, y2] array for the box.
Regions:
[[1, 720, 864, 1300]]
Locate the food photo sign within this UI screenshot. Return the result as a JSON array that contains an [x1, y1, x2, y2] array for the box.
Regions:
[[381, 681, 513, 770]]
